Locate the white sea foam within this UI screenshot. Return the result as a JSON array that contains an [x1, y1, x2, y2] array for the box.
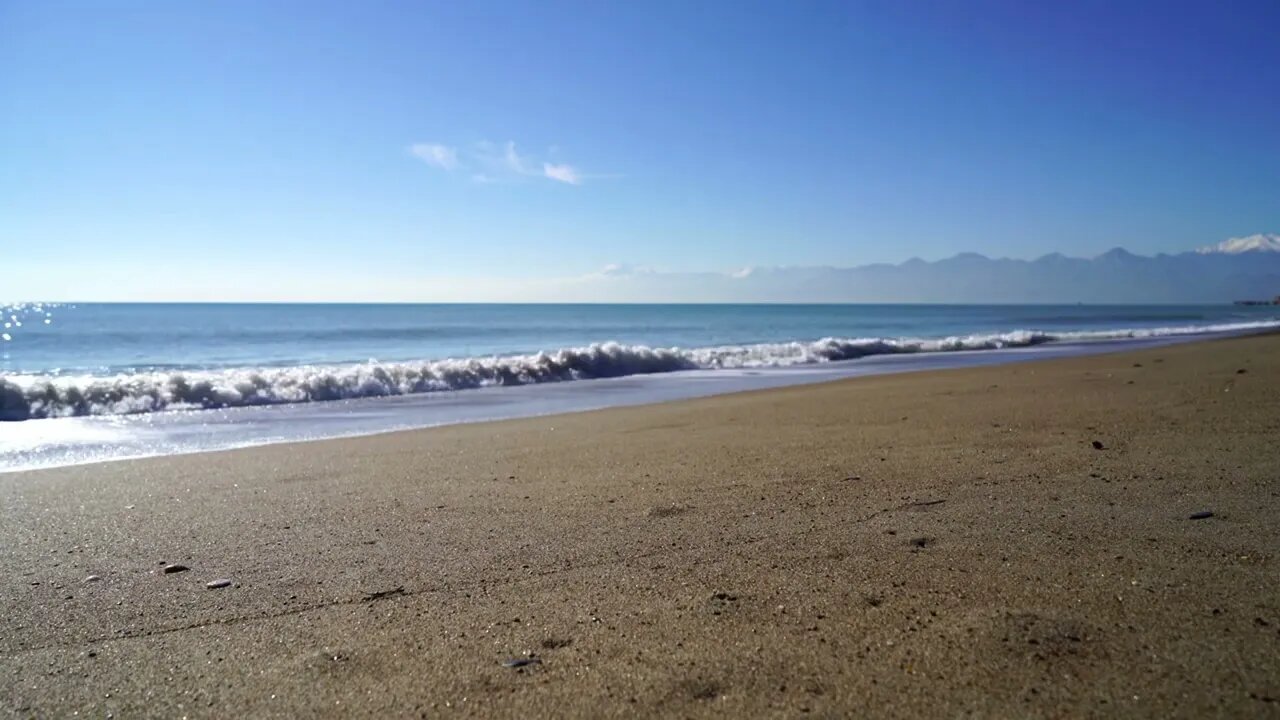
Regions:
[[2, 320, 1277, 420]]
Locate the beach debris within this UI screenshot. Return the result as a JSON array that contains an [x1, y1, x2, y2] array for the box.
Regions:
[[362, 586, 405, 602], [1189, 511, 1214, 520], [909, 537, 933, 550], [902, 499, 946, 510], [83, 575, 101, 583], [162, 564, 189, 574], [1236, 368, 1248, 374], [206, 578, 233, 589], [684, 680, 724, 701], [708, 592, 740, 616], [647, 504, 692, 518], [540, 637, 572, 650], [1091, 440, 1105, 450], [501, 656, 541, 669]]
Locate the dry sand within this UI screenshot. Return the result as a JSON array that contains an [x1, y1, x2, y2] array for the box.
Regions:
[[3, 334, 1279, 718]]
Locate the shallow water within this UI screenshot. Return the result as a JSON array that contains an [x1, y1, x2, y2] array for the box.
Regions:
[[1, 302, 1276, 471], [4, 302, 1275, 376], [0, 333, 1247, 472]]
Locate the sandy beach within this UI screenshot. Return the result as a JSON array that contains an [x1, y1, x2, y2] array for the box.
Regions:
[[3, 334, 1278, 718]]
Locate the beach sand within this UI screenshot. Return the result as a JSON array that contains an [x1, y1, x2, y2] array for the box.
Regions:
[[3, 334, 1278, 718]]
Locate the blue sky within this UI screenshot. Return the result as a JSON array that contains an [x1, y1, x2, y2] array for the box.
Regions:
[[2, 0, 1278, 300]]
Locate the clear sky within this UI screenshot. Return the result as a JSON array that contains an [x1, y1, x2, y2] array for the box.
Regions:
[[2, 1, 1278, 301]]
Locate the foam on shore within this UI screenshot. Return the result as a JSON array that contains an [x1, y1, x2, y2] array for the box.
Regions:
[[2, 319, 1277, 420]]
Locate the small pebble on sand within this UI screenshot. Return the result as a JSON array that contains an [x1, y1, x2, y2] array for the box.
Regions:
[[83, 575, 101, 583], [162, 564, 189, 574], [1189, 511, 1214, 520], [206, 578, 233, 589], [1091, 440, 1105, 450]]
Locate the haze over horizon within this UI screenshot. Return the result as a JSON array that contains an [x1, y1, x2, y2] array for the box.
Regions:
[[3, 2, 1278, 302], [3, 234, 1278, 304]]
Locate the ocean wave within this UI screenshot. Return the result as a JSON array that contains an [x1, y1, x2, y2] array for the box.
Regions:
[[2, 320, 1276, 420]]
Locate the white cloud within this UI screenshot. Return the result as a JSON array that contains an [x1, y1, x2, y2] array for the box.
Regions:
[[596, 263, 645, 276], [410, 139, 596, 186], [543, 162, 580, 185], [408, 143, 458, 170], [503, 141, 531, 174]]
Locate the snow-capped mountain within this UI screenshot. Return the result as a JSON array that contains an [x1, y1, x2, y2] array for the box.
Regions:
[[1196, 233, 1280, 254]]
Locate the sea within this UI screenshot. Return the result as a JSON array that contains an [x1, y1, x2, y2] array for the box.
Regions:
[[2, 302, 1277, 472]]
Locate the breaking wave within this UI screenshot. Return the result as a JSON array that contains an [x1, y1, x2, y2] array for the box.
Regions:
[[2, 320, 1277, 420]]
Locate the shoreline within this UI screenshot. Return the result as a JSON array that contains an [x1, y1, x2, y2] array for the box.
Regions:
[[4, 329, 1273, 474], [3, 333, 1278, 717]]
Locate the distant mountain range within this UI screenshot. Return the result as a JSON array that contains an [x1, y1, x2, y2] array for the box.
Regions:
[[573, 234, 1280, 304]]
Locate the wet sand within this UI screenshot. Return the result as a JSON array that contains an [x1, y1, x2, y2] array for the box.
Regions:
[[3, 334, 1278, 718]]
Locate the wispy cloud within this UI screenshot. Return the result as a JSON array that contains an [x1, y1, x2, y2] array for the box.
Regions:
[[543, 162, 580, 185], [502, 141, 530, 175], [409, 139, 595, 186], [408, 143, 458, 170]]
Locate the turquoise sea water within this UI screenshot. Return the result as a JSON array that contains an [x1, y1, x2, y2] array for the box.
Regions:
[[1, 302, 1277, 471], [2, 302, 1278, 421], [5, 302, 1278, 375]]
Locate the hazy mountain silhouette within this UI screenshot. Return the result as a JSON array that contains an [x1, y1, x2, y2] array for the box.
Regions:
[[583, 239, 1280, 303]]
